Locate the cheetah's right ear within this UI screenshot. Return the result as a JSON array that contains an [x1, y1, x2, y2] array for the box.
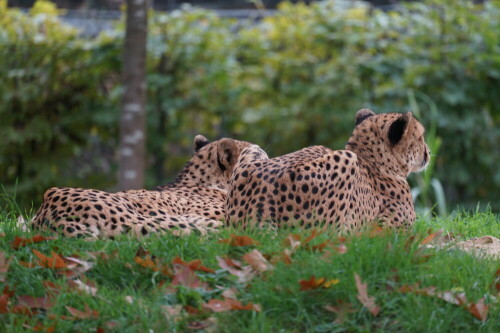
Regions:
[[216, 139, 239, 172], [194, 135, 210, 151], [388, 112, 412, 145], [355, 109, 376, 125]]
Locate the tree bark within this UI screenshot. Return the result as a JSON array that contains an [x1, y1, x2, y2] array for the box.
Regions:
[[118, 0, 149, 190]]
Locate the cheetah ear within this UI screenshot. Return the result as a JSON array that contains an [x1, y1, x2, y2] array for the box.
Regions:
[[194, 135, 210, 151], [355, 109, 375, 125], [388, 112, 412, 145], [217, 138, 239, 172]]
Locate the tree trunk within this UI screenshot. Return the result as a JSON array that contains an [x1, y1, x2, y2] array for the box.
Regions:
[[118, 0, 149, 190]]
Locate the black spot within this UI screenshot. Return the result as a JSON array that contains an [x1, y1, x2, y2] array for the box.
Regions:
[[302, 185, 309, 193], [94, 204, 103, 211]]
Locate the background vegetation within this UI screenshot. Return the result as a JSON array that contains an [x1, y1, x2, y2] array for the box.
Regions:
[[1, 0, 499, 212]]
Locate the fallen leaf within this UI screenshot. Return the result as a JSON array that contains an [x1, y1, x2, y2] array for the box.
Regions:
[[283, 234, 301, 250], [354, 273, 380, 316], [12, 235, 57, 250], [242, 249, 274, 273], [334, 243, 348, 254], [216, 256, 255, 284], [303, 229, 321, 244], [161, 304, 183, 322], [218, 235, 259, 247], [369, 225, 387, 238], [467, 298, 489, 322], [0, 252, 11, 282], [171, 265, 208, 289], [202, 298, 261, 312], [184, 305, 200, 315], [13, 295, 54, 315], [299, 276, 340, 291], [19, 261, 37, 268], [187, 317, 217, 330], [67, 279, 98, 296], [311, 240, 331, 252], [134, 255, 172, 277], [32, 250, 67, 269], [324, 300, 356, 324], [42, 281, 61, 296], [66, 304, 99, 319], [421, 230, 444, 245], [0, 286, 14, 314], [105, 321, 119, 329], [172, 257, 214, 273], [23, 322, 56, 332], [134, 256, 157, 270], [221, 287, 238, 299]]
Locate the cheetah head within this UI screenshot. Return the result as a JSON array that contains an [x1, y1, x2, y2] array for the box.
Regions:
[[172, 135, 251, 191], [347, 109, 431, 177]]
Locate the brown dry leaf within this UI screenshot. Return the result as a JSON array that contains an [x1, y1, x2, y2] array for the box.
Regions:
[[42, 281, 61, 296], [467, 298, 489, 322], [284, 234, 301, 250], [311, 240, 331, 252], [12, 235, 57, 250], [23, 322, 56, 332], [202, 298, 261, 312], [66, 304, 99, 319], [16, 295, 54, 312], [0, 252, 11, 283], [334, 243, 348, 254], [221, 287, 238, 299], [32, 250, 67, 269], [184, 305, 200, 315], [67, 279, 98, 296], [187, 317, 217, 330], [134, 256, 156, 270], [171, 265, 208, 289], [0, 288, 11, 314], [299, 276, 339, 291], [421, 230, 444, 245], [303, 229, 321, 245], [324, 300, 356, 324], [87, 250, 119, 262], [242, 249, 274, 273], [218, 235, 259, 247], [19, 261, 37, 268], [216, 256, 255, 284], [369, 225, 387, 238], [134, 255, 172, 277], [172, 256, 215, 273], [161, 304, 183, 322], [354, 273, 380, 316]]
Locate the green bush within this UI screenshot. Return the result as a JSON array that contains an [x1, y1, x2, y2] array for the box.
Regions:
[[0, 1, 121, 207], [0, 0, 499, 212]]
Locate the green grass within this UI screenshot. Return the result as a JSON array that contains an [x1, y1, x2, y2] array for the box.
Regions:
[[0, 208, 498, 332]]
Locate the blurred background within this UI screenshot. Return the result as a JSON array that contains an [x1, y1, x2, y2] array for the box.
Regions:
[[1, 0, 499, 214]]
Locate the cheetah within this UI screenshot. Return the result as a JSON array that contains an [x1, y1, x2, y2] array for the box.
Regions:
[[30, 135, 250, 238], [225, 109, 430, 230]]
